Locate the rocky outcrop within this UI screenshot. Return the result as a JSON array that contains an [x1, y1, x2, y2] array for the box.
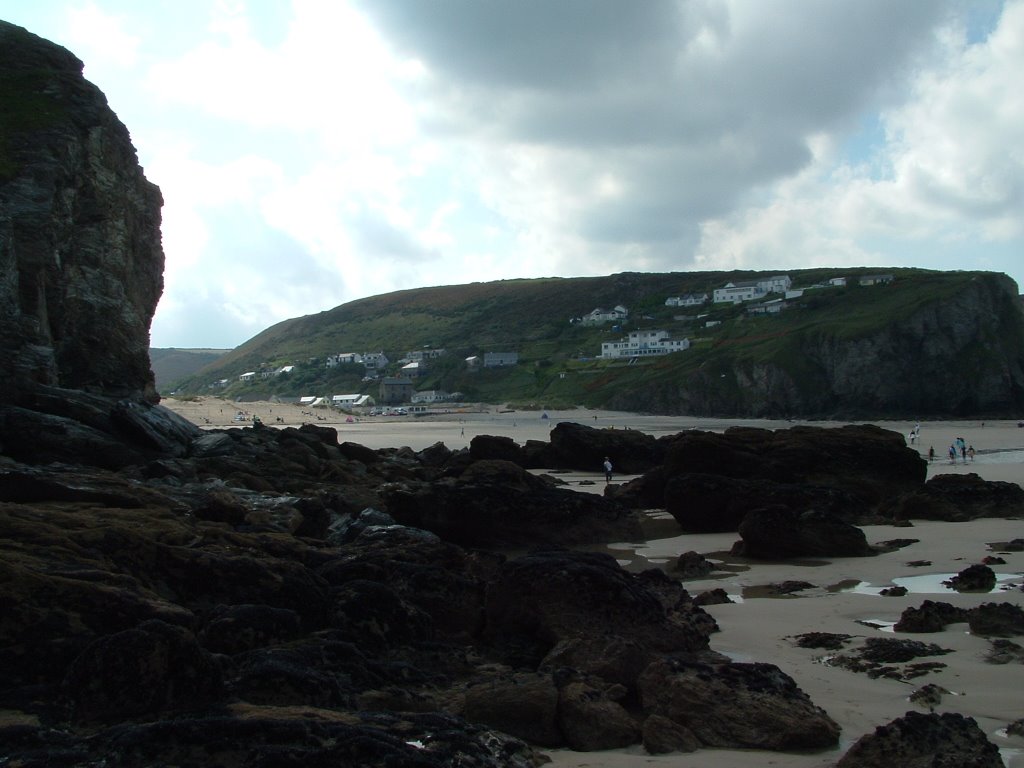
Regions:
[[734, 505, 871, 558], [884, 472, 1024, 521], [610, 424, 925, 534], [837, 711, 1003, 768], [0, 21, 200, 466], [638, 658, 840, 751], [382, 459, 642, 548]]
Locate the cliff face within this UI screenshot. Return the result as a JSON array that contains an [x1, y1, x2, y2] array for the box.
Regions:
[[615, 274, 1024, 418], [0, 20, 163, 404], [0, 21, 197, 465]]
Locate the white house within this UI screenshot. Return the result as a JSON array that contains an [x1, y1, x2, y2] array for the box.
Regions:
[[238, 371, 257, 383], [665, 293, 708, 307], [404, 348, 446, 361], [275, 365, 294, 376], [758, 275, 792, 294], [746, 298, 787, 316], [332, 393, 374, 409], [411, 389, 453, 404], [579, 304, 628, 325], [828, 277, 847, 287], [713, 281, 767, 304], [600, 329, 690, 359], [326, 352, 362, 367]]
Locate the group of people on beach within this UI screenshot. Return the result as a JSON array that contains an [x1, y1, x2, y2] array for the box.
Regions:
[[947, 436, 975, 464]]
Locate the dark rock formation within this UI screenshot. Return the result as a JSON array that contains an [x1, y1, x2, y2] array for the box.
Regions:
[[638, 658, 840, 751], [895, 601, 970, 633], [896, 600, 1024, 637], [944, 563, 997, 592], [381, 459, 642, 548], [613, 424, 925, 531], [836, 711, 1003, 768], [545, 421, 665, 473], [0, 21, 199, 466], [734, 505, 871, 558], [885, 472, 1024, 521]]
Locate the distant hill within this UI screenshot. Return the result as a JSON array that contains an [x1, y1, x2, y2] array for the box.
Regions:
[[168, 268, 1024, 418], [150, 348, 230, 392]]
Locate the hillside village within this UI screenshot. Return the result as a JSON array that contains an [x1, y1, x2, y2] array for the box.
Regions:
[[201, 271, 897, 412]]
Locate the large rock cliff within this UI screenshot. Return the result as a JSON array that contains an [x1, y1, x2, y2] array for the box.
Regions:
[[0, 21, 196, 464], [612, 274, 1024, 418]]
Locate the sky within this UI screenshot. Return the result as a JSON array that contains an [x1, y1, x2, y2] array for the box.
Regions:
[[2, 0, 1022, 349]]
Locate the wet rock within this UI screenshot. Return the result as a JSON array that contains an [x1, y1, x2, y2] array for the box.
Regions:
[[908, 682, 951, 711], [837, 711, 1003, 768], [382, 460, 642, 548], [674, 550, 715, 579], [967, 602, 1024, 637], [887, 472, 1024, 522], [879, 586, 908, 596], [638, 658, 840, 751], [641, 712, 701, 754], [197, 604, 303, 655], [484, 550, 712, 670], [546, 422, 664, 473], [944, 563, 996, 592], [62, 620, 223, 724], [984, 638, 1024, 664], [469, 434, 524, 464], [895, 600, 969, 633], [693, 588, 733, 606], [734, 505, 871, 558], [557, 679, 640, 751], [793, 632, 851, 650], [982, 555, 1007, 565], [463, 673, 562, 748], [989, 537, 1024, 552], [858, 638, 952, 664]]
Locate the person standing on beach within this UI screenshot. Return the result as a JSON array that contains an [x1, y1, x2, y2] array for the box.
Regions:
[[603, 457, 613, 483], [928, 446, 935, 463]]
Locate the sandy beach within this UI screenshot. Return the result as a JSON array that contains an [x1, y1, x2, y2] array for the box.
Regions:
[[162, 397, 1024, 766]]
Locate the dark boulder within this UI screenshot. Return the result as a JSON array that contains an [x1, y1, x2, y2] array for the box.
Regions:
[[62, 620, 223, 724], [968, 602, 1024, 637], [197, 604, 303, 655], [483, 550, 711, 670], [734, 506, 871, 558], [546, 422, 665, 473], [462, 673, 562, 747], [895, 601, 969, 633], [557, 679, 640, 751], [638, 657, 840, 751], [837, 711, 1003, 768], [886, 472, 1024, 521], [382, 459, 641, 548], [469, 434, 524, 464], [944, 563, 997, 592]]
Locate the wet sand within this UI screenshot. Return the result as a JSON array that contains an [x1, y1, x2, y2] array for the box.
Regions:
[[162, 397, 1024, 766]]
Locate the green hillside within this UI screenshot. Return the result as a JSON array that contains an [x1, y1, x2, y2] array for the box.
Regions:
[[166, 268, 1024, 418]]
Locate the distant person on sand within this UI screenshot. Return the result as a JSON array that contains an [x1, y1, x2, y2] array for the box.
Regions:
[[949, 444, 957, 463], [968, 445, 976, 461], [603, 457, 613, 483], [928, 446, 935, 463]]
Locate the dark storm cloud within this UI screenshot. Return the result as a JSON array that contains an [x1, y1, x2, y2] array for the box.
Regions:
[[355, 0, 949, 259]]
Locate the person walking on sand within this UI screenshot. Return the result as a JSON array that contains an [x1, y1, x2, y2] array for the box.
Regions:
[[968, 445, 976, 462], [928, 446, 935, 463], [603, 457, 613, 483]]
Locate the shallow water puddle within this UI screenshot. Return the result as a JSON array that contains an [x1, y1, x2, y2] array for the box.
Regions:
[[833, 572, 1022, 596]]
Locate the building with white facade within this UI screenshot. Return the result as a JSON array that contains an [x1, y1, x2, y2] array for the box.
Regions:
[[326, 352, 362, 367], [758, 275, 792, 294], [578, 305, 628, 325], [665, 293, 708, 307], [600, 329, 690, 359], [713, 281, 767, 304]]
